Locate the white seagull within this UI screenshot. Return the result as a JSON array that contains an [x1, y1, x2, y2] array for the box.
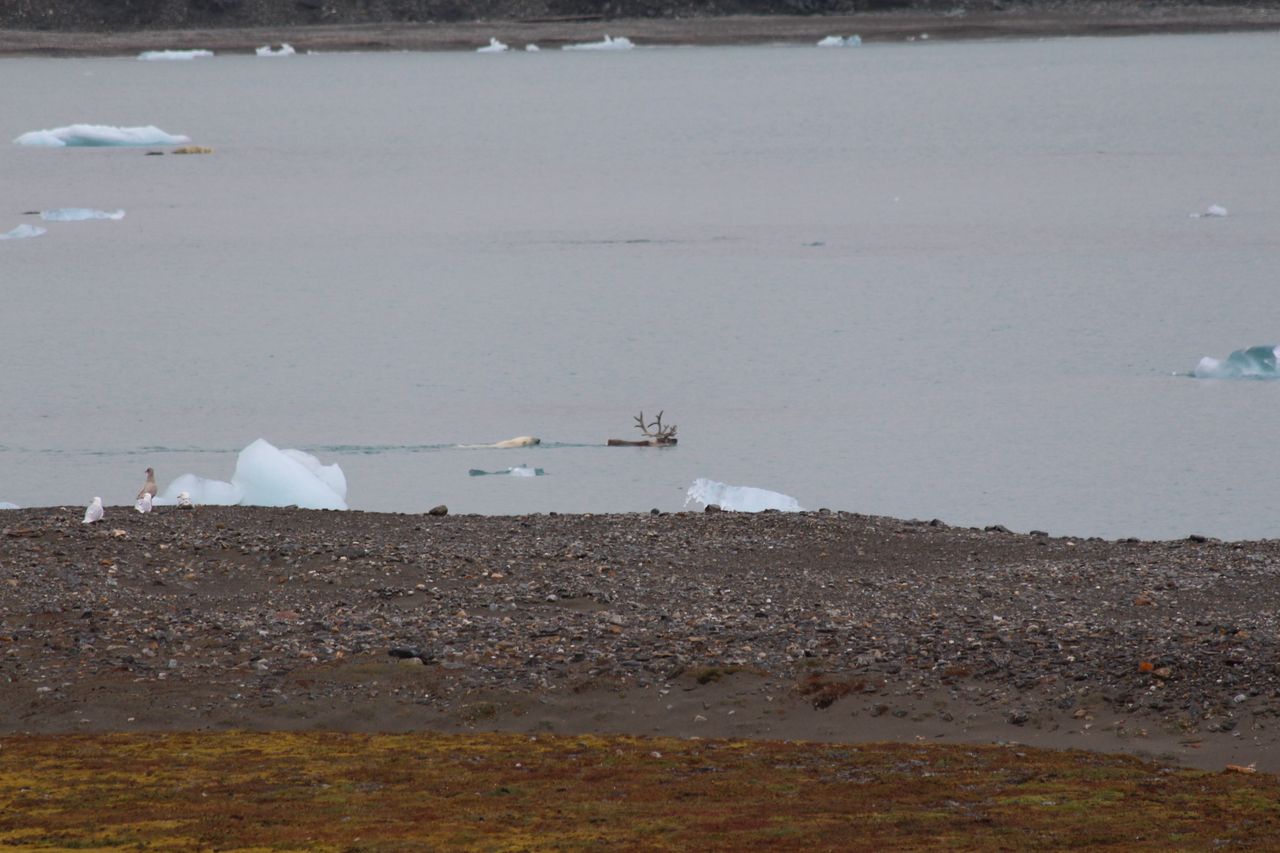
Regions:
[[135, 492, 153, 514], [176, 491, 194, 509], [83, 497, 104, 524]]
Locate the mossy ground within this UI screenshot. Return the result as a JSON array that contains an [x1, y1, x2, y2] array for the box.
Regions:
[[1, 732, 1277, 851]]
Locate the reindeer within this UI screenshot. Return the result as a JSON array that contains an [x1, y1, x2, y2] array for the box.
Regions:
[[607, 410, 678, 447]]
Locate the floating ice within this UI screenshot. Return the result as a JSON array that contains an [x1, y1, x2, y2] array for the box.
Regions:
[[39, 208, 125, 222], [0, 224, 45, 240], [14, 124, 191, 148], [685, 478, 802, 513], [138, 49, 214, 60], [817, 35, 861, 47], [256, 43, 296, 57], [156, 439, 348, 509], [468, 465, 546, 477], [1193, 345, 1280, 379], [562, 35, 635, 51], [478, 38, 509, 53], [0, 502, 19, 510], [156, 474, 244, 506], [526, 44, 541, 52], [1191, 204, 1229, 219]]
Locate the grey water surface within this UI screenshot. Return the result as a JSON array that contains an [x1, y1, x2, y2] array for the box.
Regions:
[[2, 32, 1278, 538]]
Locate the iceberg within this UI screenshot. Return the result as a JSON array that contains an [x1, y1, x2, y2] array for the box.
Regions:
[[562, 35, 635, 51], [138, 49, 214, 60], [685, 478, 803, 513], [1193, 345, 1280, 379], [478, 38, 509, 53], [39, 208, 125, 222], [468, 465, 546, 477], [156, 439, 348, 509], [14, 124, 191, 148], [817, 35, 862, 47], [0, 224, 45, 240], [256, 43, 296, 57]]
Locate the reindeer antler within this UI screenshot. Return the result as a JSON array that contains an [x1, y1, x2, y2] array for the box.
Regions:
[[637, 410, 677, 440]]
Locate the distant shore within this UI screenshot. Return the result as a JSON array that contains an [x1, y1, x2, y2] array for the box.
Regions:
[[3, 3, 1280, 57]]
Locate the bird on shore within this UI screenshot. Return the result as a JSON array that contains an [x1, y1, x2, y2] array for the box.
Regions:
[[137, 467, 157, 501], [135, 492, 153, 514], [83, 497, 103, 524], [175, 491, 194, 509]]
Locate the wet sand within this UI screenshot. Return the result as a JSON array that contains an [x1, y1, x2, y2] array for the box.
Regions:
[[3, 3, 1280, 56], [4, 505, 1279, 772]]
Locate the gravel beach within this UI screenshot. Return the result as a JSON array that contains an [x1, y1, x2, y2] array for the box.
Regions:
[[4, 505, 1280, 772], [3, 2, 1280, 56]]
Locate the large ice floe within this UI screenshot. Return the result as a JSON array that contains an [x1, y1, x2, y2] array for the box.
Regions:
[[0, 224, 45, 240], [14, 124, 191, 147], [685, 478, 802, 513], [256, 43, 296, 57], [817, 35, 862, 47], [478, 38, 510, 52], [1193, 345, 1280, 379], [39, 208, 125, 221], [562, 35, 635, 51], [138, 49, 214, 60], [157, 439, 348, 509]]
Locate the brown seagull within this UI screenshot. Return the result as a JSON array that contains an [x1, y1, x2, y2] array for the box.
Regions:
[[137, 467, 158, 501]]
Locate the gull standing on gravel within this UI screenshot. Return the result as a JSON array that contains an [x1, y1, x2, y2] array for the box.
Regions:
[[135, 492, 153, 514], [83, 497, 103, 524], [137, 467, 157, 501], [176, 491, 194, 509]]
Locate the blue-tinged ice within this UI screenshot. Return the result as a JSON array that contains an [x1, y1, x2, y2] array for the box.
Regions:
[[526, 44, 541, 52], [1193, 345, 1280, 379], [562, 35, 635, 51], [0, 224, 45, 240], [40, 208, 125, 222], [478, 37, 510, 52], [138, 49, 214, 60], [156, 439, 347, 509], [256, 43, 295, 57], [817, 35, 862, 47], [0, 502, 19, 510], [14, 124, 191, 147], [685, 478, 802, 513], [468, 464, 545, 477]]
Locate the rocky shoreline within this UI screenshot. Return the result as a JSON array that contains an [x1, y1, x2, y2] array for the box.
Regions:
[[4, 505, 1280, 771], [3, 2, 1280, 55]]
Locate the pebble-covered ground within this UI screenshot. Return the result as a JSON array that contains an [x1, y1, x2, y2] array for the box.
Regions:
[[4, 506, 1280, 771]]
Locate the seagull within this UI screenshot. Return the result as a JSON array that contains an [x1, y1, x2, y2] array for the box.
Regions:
[[135, 492, 153, 514], [83, 497, 103, 524], [175, 491, 194, 509], [137, 467, 158, 501]]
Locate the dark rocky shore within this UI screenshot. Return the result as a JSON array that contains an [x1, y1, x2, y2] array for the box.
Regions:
[[4, 505, 1280, 771], [3, 1, 1280, 55]]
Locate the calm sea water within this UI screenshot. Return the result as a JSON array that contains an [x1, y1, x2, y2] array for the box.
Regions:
[[2, 33, 1279, 538]]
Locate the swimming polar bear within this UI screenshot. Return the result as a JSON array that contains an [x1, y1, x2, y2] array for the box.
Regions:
[[458, 436, 541, 449]]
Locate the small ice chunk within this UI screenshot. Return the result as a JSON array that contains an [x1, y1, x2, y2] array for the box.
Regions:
[[468, 465, 546, 477], [14, 124, 191, 148], [685, 478, 803, 513], [0, 501, 19, 510], [256, 43, 296, 57], [562, 35, 635, 51], [478, 38, 510, 53], [0, 224, 46, 240], [818, 35, 862, 47], [1192, 344, 1280, 379], [39, 208, 125, 222], [233, 439, 347, 509], [138, 49, 214, 60], [157, 473, 244, 506], [525, 44, 541, 52], [1203, 204, 1229, 217]]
